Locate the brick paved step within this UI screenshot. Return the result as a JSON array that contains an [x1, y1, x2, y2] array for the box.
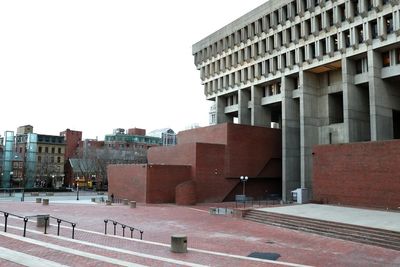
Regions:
[[244, 210, 400, 251], [246, 210, 400, 241], [1, 220, 291, 267]]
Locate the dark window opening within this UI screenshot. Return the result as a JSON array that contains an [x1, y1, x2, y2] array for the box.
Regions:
[[394, 110, 400, 139], [329, 92, 344, 124], [382, 51, 390, 67]]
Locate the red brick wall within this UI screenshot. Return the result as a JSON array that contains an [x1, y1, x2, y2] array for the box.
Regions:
[[313, 140, 400, 209], [177, 123, 228, 145], [108, 123, 282, 204], [61, 129, 82, 159], [108, 164, 147, 202], [127, 128, 146, 136], [225, 124, 281, 178], [175, 180, 196, 205], [146, 165, 191, 203]]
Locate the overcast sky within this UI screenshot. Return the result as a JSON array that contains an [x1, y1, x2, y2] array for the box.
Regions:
[[0, 0, 266, 139]]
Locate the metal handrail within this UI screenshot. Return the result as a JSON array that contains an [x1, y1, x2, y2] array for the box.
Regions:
[[104, 219, 143, 240], [0, 210, 29, 237], [0, 211, 76, 239], [49, 216, 77, 239]]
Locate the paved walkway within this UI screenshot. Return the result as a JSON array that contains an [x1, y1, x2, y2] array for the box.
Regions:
[[259, 204, 400, 232], [0, 199, 399, 266]]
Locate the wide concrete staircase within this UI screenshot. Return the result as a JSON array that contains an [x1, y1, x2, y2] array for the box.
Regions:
[[0, 214, 280, 267], [244, 209, 400, 251]]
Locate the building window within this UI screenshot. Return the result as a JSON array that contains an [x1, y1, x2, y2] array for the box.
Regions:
[[45, 147, 48, 153], [38, 146, 42, 153], [52, 147, 55, 154], [38, 156, 41, 163], [396, 49, 400, 64], [382, 51, 390, 67], [371, 20, 378, 39], [344, 30, 351, 48], [356, 25, 363, 43], [385, 14, 393, 34], [58, 148, 61, 154], [57, 157, 61, 163]]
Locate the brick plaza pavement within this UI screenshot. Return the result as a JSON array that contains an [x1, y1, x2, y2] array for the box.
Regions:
[[0, 200, 399, 266]]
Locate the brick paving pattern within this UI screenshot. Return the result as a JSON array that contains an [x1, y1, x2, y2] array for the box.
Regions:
[[0, 201, 399, 266]]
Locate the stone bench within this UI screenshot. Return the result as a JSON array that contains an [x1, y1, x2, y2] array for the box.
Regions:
[[42, 198, 49, 205], [37, 215, 50, 227], [171, 235, 187, 253]]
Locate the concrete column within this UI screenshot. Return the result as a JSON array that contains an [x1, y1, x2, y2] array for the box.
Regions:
[[291, 24, 300, 44], [297, 0, 305, 17], [345, 0, 355, 22], [216, 95, 231, 123], [287, 2, 296, 21], [393, 10, 400, 35], [267, 37, 274, 53], [287, 51, 294, 70], [239, 89, 251, 125], [359, 0, 368, 17], [281, 76, 301, 201], [342, 58, 371, 142], [300, 70, 320, 195], [327, 35, 335, 56], [377, 16, 387, 41], [251, 85, 270, 126], [301, 21, 310, 39], [350, 27, 359, 49], [270, 58, 277, 75], [368, 49, 394, 140], [333, 6, 342, 27], [295, 47, 304, 66], [258, 40, 266, 56], [321, 11, 330, 31], [262, 60, 269, 77], [364, 22, 373, 45]]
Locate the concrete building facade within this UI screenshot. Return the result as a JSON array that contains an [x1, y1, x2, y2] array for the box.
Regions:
[[192, 0, 400, 201]]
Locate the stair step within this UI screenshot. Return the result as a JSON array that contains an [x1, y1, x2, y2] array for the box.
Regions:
[[244, 210, 400, 251]]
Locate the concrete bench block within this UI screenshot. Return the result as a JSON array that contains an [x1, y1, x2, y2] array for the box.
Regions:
[[36, 198, 42, 203], [42, 198, 49, 205], [171, 234, 187, 253], [106, 200, 112, 206], [130, 201, 136, 208], [37, 215, 50, 227], [123, 199, 129, 205]]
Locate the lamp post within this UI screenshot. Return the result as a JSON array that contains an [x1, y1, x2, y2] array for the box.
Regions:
[[52, 175, 55, 189], [240, 176, 249, 196], [21, 176, 25, 202], [76, 178, 79, 201], [9, 171, 14, 196]]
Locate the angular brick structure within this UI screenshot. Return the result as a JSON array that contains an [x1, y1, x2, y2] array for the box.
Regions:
[[313, 140, 400, 209], [108, 123, 281, 204]]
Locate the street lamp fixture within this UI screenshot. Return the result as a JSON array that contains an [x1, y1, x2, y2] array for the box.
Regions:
[[76, 178, 79, 201], [240, 175, 249, 196]]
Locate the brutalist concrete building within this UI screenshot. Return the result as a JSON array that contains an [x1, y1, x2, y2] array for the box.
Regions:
[[192, 0, 400, 201]]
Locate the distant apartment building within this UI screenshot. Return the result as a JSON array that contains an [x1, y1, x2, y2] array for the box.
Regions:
[[105, 128, 162, 149], [1, 126, 66, 189], [192, 0, 400, 201], [147, 128, 177, 146]]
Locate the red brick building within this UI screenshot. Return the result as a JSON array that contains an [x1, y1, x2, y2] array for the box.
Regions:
[[108, 123, 282, 204], [60, 129, 83, 186], [313, 140, 400, 209]]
